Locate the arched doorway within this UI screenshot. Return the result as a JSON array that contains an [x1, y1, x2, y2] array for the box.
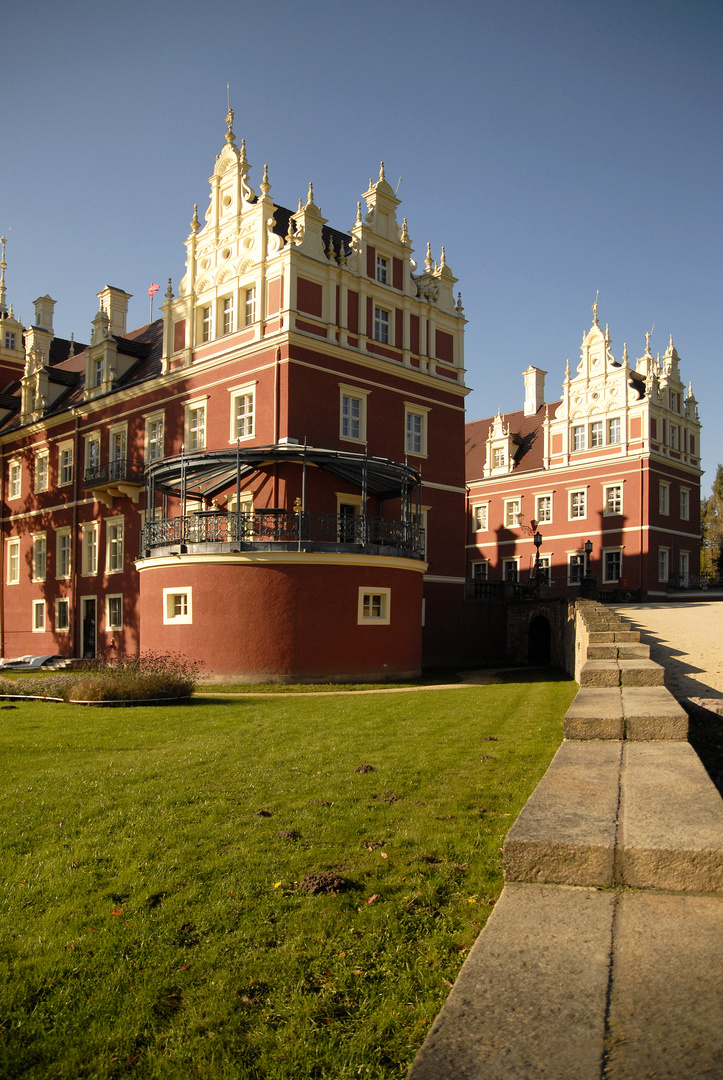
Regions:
[[528, 615, 551, 665]]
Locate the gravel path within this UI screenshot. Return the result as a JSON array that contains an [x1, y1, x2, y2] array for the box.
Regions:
[[614, 600, 723, 704]]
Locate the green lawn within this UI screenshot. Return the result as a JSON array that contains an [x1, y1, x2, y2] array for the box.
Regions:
[[0, 671, 575, 1079]]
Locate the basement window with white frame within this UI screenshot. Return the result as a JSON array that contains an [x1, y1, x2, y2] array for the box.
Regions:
[[163, 587, 193, 625], [357, 587, 391, 625]]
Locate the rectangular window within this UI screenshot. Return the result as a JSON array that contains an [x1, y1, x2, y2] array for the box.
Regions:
[[186, 403, 206, 451], [93, 357, 104, 388], [107, 595, 123, 630], [659, 481, 670, 515], [32, 534, 47, 581], [33, 600, 45, 632], [503, 559, 519, 583], [473, 504, 488, 531], [233, 390, 255, 440], [570, 490, 587, 519], [59, 443, 73, 485], [201, 306, 212, 342], [405, 408, 427, 456], [358, 587, 391, 625], [658, 547, 670, 582], [679, 551, 690, 587], [106, 519, 124, 573], [85, 435, 100, 476], [7, 538, 20, 584], [373, 307, 389, 344], [472, 561, 488, 581], [222, 295, 234, 334], [536, 556, 551, 584], [244, 287, 256, 326], [340, 391, 365, 442], [535, 494, 552, 523], [8, 460, 21, 500], [493, 448, 506, 469], [55, 597, 70, 632], [572, 425, 586, 451], [82, 523, 98, 575], [590, 421, 604, 448], [670, 425, 678, 450], [164, 587, 193, 624], [608, 417, 622, 444], [147, 416, 164, 462], [680, 488, 689, 520], [569, 552, 585, 585], [5, 331, 16, 349], [604, 484, 623, 516], [35, 451, 49, 493], [504, 498, 521, 528], [603, 549, 622, 584], [376, 256, 388, 284], [110, 427, 127, 463], [57, 530, 71, 578]]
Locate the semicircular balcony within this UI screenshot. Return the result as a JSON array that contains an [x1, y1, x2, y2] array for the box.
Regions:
[[140, 444, 425, 562]]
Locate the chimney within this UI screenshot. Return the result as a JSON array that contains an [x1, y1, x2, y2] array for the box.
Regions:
[[523, 366, 546, 416], [97, 285, 132, 337], [33, 295, 56, 335]]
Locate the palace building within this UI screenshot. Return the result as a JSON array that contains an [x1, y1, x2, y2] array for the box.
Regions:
[[466, 309, 702, 598], [0, 110, 469, 681]]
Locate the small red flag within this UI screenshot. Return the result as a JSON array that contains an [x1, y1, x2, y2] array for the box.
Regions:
[[147, 283, 160, 297]]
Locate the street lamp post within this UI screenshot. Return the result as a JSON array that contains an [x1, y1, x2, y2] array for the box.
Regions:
[[580, 538, 596, 596]]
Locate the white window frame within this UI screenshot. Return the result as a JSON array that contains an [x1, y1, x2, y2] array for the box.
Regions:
[[221, 294, 235, 335], [658, 546, 670, 583], [504, 498, 521, 528], [670, 425, 678, 450], [473, 503, 488, 532], [5, 330, 16, 349], [56, 529, 71, 579], [7, 459, 21, 500], [608, 417, 622, 444], [376, 255, 389, 284], [59, 441, 74, 486], [32, 600, 46, 633], [569, 489, 587, 520], [503, 558, 519, 583], [32, 532, 47, 582], [659, 481, 670, 516], [185, 398, 208, 451], [339, 385, 369, 444], [163, 587, 193, 625], [109, 423, 127, 464], [404, 404, 429, 458], [603, 483, 623, 517], [492, 447, 506, 469], [106, 593, 123, 631], [568, 551, 586, 586], [7, 538, 20, 584], [472, 560, 488, 581], [590, 420, 604, 448], [357, 587, 391, 626], [106, 516, 124, 574], [680, 487, 689, 521], [679, 550, 690, 587], [82, 522, 98, 576], [373, 306, 389, 344], [145, 412, 165, 463], [34, 449, 49, 493], [603, 548, 623, 585], [230, 383, 256, 442], [244, 286, 257, 326], [201, 305, 212, 343], [55, 597, 70, 633], [534, 493, 553, 524], [84, 431, 101, 476], [572, 425, 586, 452]]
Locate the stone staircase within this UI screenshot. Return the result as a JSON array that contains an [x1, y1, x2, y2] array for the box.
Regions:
[[408, 601, 723, 1080]]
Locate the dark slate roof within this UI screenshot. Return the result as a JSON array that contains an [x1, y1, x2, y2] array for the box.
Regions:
[[466, 402, 562, 483], [271, 204, 353, 258], [49, 336, 89, 366]]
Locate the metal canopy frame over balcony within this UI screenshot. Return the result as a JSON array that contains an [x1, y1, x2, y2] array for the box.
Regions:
[[142, 444, 425, 560]]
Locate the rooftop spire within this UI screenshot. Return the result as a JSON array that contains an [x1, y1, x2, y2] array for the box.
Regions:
[[592, 290, 599, 325], [0, 235, 7, 315], [225, 85, 236, 146]]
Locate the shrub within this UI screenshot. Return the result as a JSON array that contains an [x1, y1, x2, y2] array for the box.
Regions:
[[0, 654, 201, 703]]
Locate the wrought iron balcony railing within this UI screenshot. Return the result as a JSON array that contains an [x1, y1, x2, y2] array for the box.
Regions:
[[84, 458, 145, 486], [141, 511, 425, 560]]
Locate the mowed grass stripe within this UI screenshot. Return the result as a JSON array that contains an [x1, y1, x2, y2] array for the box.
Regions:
[[0, 672, 575, 1079]]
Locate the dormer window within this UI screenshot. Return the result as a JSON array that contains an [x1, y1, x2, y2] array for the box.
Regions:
[[93, 357, 104, 388], [493, 448, 506, 469], [376, 256, 388, 284], [4, 332, 16, 350]]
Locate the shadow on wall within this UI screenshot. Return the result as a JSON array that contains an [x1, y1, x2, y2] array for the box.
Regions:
[[528, 615, 551, 665]]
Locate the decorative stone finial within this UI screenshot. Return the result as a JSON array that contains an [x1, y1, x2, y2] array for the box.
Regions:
[[645, 330, 652, 355], [68, 333, 75, 358], [191, 204, 200, 234], [165, 278, 173, 301], [306, 182, 315, 207], [425, 242, 433, 272], [379, 161, 385, 182], [456, 292, 464, 314], [225, 105, 236, 145], [355, 201, 362, 226], [592, 292, 599, 325], [326, 234, 336, 261], [400, 217, 410, 244], [260, 163, 271, 196], [440, 246, 447, 268], [622, 342, 628, 364]]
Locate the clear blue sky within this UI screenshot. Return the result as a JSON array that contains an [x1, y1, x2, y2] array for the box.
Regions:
[[3, 0, 722, 491]]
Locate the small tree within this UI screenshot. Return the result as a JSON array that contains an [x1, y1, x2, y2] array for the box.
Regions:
[[701, 464, 723, 580]]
